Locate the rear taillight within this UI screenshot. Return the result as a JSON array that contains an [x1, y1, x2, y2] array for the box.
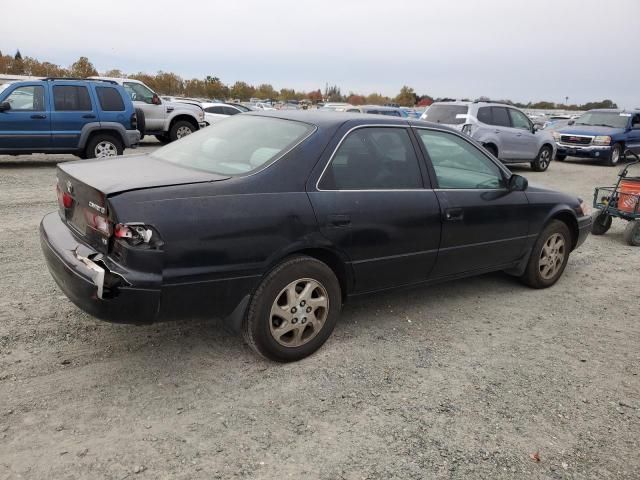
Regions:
[[84, 209, 112, 236], [56, 185, 73, 209], [130, 111, 138, 130]]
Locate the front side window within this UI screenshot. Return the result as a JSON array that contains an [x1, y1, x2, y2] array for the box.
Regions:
[[151, 115, 314, 175], [96, 86, 125, 111], [417, 129, 505, 189], [53, 86, 92, 111], [123, 82, 155, 104], [509, 109, 532, 130], [319, 127, 422, 190], [4, 86, 45, 111]]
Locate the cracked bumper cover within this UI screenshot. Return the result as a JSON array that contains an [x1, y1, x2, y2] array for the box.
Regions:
[[40, 212, 160, 324]]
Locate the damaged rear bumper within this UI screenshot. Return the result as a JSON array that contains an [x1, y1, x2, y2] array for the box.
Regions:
[[40, 212, 160, 324]]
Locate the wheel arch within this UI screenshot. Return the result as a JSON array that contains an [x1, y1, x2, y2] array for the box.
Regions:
[[169, 114, 199, 131], [548, 208, 579, 250]]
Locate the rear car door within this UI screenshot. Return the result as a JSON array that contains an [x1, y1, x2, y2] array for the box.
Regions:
[[415, 128, 529, 278], [0, 83, 50, 150], [308, 125, 442, 293], [507, 108, 538, 160], [628, 114, 640, 154], [204, 106, 227, 124], [488, 106, 514, 158], [50, 82, 97, 148]]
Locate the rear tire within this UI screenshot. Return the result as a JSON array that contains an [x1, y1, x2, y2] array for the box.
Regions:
[[520, 220, 571, 289], [591, 210, 612, 235], [606, 143, 623, 166], [242, 256, 342, 362], [169, 120, 195, 142], [84, 133, 123, 159], [623, 220, 640, 246], [155, 134, 171, 144], [531, 145, 552, 172]]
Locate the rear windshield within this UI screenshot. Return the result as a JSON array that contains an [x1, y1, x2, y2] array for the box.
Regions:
[[422, 105, 469, 125], [151, 115, 314, 175]]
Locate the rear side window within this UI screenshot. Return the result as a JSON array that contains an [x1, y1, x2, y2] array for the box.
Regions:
[[319, 127, 422, 190], [95, 87, 125, 111], [423, 105, 468, 125], [222, 106, 241, 115], [477, 107, 492, 124], [53, 86, 92, 111], [490, 107, 511, 127], [205, 106, 225, 114]]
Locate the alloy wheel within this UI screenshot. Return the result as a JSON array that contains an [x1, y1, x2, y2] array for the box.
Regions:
[[176, 126, 193, 139], [269, 278, 329, 348], [539, 233, 566, 280], [538, 149, 550, 169], [94, 141, 117, 158]]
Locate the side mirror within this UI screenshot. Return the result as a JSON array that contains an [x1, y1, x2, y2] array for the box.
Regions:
[[0, 101, 11, 112], [567, 120, 575, 125], [508, 174, 528, 192], [151, 94, 161, 105], [533, 124, 541, 132]]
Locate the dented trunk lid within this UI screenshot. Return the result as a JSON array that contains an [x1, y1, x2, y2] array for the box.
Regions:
[[56, 155, 229, 252]]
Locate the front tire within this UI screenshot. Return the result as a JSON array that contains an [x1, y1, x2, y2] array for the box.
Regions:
[[623, 220, 640, 246], [521, 220, 571, 288], [555, 153, 567, 161], [169, 120, 195, 142], [591, 210, 612, 235], [531, 145, 553, 172], [84, 133, 123, 159], [606, 143, 623, 166], [243, 256, 342, 362]]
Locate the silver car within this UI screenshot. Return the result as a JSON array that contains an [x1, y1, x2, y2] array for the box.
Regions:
[[421, 101, 556, 171]]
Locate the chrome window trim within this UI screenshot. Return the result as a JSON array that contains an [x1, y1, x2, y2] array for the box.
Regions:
[[315, 123, 426, 192]]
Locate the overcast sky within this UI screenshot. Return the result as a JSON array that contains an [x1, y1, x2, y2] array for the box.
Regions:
[[5, 0, 640, 106]]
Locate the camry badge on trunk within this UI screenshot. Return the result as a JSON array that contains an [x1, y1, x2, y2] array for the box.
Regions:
[[88, 201, 106, 214]]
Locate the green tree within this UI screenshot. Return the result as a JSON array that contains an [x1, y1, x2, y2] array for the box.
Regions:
[[254, 83, 278, 100], [394, 86, 417, 107], [230, 81, 255, 101], [10, 49, 25, 74], [70, 56, 98, 78], [365, 92, 388, 105], [324, 84, 343, 102]]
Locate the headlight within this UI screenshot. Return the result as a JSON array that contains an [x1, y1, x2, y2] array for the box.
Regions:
[[552, 131, 561, 141], [577, 198, 592, 216], [593, 135, 611, 146]]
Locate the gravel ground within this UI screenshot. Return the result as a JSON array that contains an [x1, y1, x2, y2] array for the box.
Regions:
[[0, 146, 639, 480]]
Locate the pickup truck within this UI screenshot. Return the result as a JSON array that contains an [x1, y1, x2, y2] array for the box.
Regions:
[[90, 77, 206, 143], [552, 109, 640, 166], [0, 78, 140, 158]]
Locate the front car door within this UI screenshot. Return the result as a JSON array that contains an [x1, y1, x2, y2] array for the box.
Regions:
[[0, 83, 50, 150], [627, 113, 640, 154], [308, 124, 442, 293], [414, 127, 530, 278], [123, 81, 164, 131], [507, 108, 539, 160]]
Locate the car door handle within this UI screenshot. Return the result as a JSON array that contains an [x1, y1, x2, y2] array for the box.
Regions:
[[82, 114, 96, 119], [30, 114, 46, 119], [494, 130, 500, 134], [444, 208, 464, 221], [328, 214, 351, 227]]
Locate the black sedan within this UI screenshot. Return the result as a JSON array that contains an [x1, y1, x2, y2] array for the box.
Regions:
[[40, 111, 592, 361]]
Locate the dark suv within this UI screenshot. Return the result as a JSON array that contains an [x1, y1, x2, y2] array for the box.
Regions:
[[0, 78, 140, 158]]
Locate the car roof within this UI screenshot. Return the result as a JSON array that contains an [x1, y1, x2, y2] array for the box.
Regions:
[[245, 110, 460, 133], [588, 108, 623, 113]]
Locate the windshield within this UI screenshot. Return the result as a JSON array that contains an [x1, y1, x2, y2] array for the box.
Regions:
[[151, 115, 314, 175], [0, 83, 14, 95], [423, 105, 469, 125], [575, 112, 629, 129]]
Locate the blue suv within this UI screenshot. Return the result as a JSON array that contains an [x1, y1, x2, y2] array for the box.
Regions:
[[552, 109, 640, 166], [0, 78, 140, 158]]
